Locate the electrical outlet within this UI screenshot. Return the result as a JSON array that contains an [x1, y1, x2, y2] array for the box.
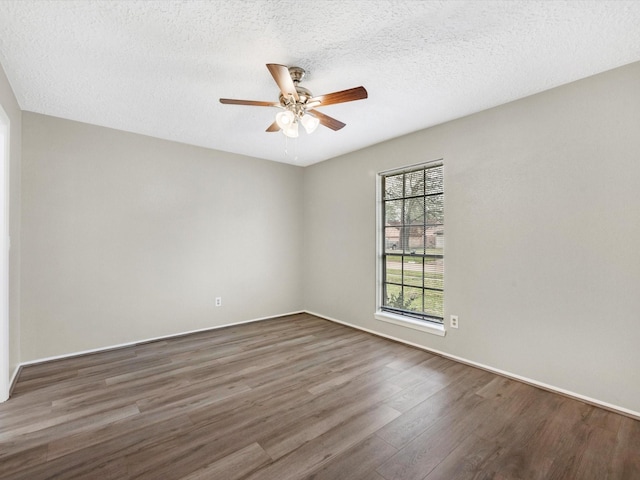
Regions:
[[215, 297, 222, 307], [450, 315, 459, 329]]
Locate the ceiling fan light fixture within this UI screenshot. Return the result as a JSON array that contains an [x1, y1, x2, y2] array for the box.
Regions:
[[282, 121, 299, 138], [300, 113, 319, 134], [275, 110, 295, 129]]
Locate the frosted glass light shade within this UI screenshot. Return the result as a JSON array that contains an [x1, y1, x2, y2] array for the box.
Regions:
[[275, 110, 295, 129], [282, 121, 299, 138], [300, 114, 320, 134]]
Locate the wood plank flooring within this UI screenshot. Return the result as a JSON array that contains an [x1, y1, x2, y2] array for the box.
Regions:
[[1, 313, 638, 479]]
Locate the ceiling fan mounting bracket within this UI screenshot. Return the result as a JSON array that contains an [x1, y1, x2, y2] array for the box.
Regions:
[[288, 66, 306, 84]]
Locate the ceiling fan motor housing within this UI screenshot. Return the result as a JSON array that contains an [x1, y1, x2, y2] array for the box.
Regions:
[[280, 85, 312, 109]]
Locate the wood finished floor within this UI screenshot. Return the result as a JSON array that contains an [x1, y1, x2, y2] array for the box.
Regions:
[[1, 313, 639, 480]]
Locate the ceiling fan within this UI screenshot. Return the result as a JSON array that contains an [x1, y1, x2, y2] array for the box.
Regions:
[[219, 64, 368, 138]]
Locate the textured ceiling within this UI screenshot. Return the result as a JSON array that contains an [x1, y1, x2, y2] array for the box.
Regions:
[[1, 1, 640, 166]]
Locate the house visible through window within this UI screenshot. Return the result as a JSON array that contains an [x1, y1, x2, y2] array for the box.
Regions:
[[381, 162, 444, 323]]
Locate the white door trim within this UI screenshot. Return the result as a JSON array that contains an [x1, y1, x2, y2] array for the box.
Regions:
[[0, 104, 10, 402]]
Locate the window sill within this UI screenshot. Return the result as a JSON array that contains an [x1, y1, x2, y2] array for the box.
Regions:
[[375, 311, 446, 337]]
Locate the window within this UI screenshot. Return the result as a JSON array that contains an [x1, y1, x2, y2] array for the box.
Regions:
[[379, 162, 444, 327]]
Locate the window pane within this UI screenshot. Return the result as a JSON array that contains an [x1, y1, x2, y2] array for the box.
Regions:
[[384, 283, 402, 308], [424, 289, 444, 318], [425, 225, 444, 255], [402, 226, 423, 255], [385, 199, 403, 226], [404, 197, 424, 225], [426, 166, 443, 194], [384, 174, 403, 199], [403, 286, 423, 313], [402, 257, 423, 287], [404, 170, 424, 197], [385, 255, 402, 284], [426, 194, 444, 224], [424, 258, 443, 289], [384, 227, 401, 253]]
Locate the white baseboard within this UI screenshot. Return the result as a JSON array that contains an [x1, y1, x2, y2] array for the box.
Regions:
[[305, 310, 640, 421], [20, 311, 305, 367], [1, 364, 22, 402], [9, 364, 20, 394]]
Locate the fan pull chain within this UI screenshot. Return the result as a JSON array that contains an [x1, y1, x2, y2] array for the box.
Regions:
[[283, 135, 299, 162]]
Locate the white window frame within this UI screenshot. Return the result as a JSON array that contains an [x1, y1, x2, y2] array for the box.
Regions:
[[375, 160, 445, 337]]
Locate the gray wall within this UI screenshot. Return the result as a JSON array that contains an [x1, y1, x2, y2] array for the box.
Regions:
[[0, 63, 21, 389], [15, 61, 640, 414], [21, 113, 303, 360], [303, 61, 640, 414]]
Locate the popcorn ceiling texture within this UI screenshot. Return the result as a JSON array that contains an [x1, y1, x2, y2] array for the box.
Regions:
[[0, 0, 639, 165]]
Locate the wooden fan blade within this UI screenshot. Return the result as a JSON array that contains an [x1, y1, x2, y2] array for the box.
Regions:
[[309, 86, 367, 107], [266, 121, 280, 132], [266, 64, 299, 102], [309, 110, 346, 131], [219, 98, 278, 107]]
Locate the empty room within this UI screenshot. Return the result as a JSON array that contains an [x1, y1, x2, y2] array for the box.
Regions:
[[1, 1, 639, 479]]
